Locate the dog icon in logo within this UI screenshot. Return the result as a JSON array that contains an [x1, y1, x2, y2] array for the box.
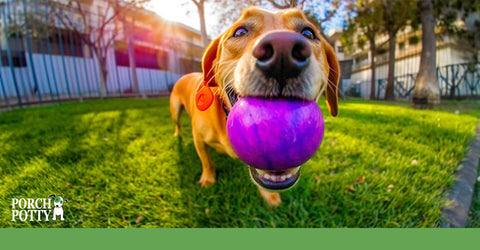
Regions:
[[49, 194, 68, 221]]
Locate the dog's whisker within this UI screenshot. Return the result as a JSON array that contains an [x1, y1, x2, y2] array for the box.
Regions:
[[205, 59, 235, 85]]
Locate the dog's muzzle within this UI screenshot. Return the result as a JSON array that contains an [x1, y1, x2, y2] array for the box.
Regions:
[[253, 31, 311, 88]]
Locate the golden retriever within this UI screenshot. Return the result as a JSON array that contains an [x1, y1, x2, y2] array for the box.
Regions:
[[170, 7, 340, 206]]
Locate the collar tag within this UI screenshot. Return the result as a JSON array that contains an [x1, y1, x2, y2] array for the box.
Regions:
[[195, 81, 214, 111]]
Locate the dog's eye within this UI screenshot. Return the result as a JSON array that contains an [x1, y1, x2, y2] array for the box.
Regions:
[[233, 27, 248, 38], [301, 28, 316, 40]]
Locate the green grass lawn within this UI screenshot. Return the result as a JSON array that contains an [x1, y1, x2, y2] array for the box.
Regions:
[[0, 98, 479, 228]]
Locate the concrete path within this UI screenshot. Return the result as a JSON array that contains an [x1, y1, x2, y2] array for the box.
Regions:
[[441, 121, 480, 227]]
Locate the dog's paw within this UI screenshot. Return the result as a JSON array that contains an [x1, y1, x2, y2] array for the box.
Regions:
[[173, 126, 181, 136], [199, 174, 216, 187], [258, 188, 282, 207]]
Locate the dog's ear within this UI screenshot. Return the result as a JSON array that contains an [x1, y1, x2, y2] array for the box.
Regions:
[[196, 35, 222, 111], [202, 36, 221, 87], [324, 42, 340, 117], [48, 194, 56, 199]]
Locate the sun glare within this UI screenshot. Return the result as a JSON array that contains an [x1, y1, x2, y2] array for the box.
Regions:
[[148, 1, 200, 30]]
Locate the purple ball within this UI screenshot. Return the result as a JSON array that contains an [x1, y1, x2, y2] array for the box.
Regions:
[[227, 97, 324, 171]]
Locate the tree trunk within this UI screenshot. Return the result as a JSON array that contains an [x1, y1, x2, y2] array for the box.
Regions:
[[384, 30, 396, 100], [90, 46, 109, 97], [197, 1, 209, 47], [369, 39, 376, 100], [413, 0, 440, 108], [126, 19, 139, 94], [97, 56, 108, 97]]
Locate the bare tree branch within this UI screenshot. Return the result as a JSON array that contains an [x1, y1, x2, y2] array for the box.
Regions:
[[266, 0, 298, 9], [41, 0, 151, 96]]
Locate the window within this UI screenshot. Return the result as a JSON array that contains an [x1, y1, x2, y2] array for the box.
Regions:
[[337, 46, 344, 53], [1, 33, 27, 67], [31, 28, 85, 57], [115, 44, 170, 70], [1, 51, 27, 67], [399, 42, 405, 50]]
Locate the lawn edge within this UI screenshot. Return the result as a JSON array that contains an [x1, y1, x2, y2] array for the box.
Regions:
[[441, 121, 480, 228]]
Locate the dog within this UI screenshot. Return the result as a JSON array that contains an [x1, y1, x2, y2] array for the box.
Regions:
[[49, 194, 68, 221], [169, 7, 340, 206]]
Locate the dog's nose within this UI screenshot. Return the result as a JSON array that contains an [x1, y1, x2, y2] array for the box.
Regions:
[[253, 31, 311, 81]]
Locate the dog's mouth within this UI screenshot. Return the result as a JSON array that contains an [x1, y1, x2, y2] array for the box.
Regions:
[[249, 166, 301, 191], [225, 84, 311, 110], [226, 87, 239, 108]]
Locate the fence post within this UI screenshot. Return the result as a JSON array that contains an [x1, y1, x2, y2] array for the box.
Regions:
[[22, 0, 41, 104], [148, 68, 154, 94], [10, 1, 30, 104], [0, 58, 10, 109], [80, 42, 93, 97], [43, 3, 60, 101], [68, 26, 82, 101], [33, 0, 55, 101], [1, 0, 22, 108], [161, 50, 169, 93], [376, 79, 381, 100], [56, 13, 72, 100], [112, 37, 122, 97]]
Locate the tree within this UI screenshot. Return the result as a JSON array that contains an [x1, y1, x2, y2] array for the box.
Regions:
[[266, 0, 305, 8], [381, 0, 416, 100], [208, 0, 260, 37], [435, 0, 480, 62], [120, 10, 139, 94], [270, 0, 341, 38], [52, 0, 149, 97], [204, 0, 341, 39], [191, 0, 209, 47], [434, 0, 480, 98], [412, 0, 439, 108], [412, 0, 479, 104], [344, 0, 383, 100]]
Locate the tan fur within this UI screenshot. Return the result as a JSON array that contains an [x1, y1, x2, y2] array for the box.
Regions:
[[170, 7, 340, 206]]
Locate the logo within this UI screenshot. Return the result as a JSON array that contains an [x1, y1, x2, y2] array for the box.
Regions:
[[11, 194, 68, 222]]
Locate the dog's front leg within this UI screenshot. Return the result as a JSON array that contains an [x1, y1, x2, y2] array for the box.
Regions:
[[258, 188, 281, 206], [193, 134, 216, 187]]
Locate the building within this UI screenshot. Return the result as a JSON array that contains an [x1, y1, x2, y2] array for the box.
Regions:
[[329, 23, 480, 99], [0, 0, 204, 108]]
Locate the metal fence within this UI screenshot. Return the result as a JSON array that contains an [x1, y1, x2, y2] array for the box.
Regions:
[[0, 0, 190, 110], [345, 63, 480, 100], [2, 1, 478, 110]]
